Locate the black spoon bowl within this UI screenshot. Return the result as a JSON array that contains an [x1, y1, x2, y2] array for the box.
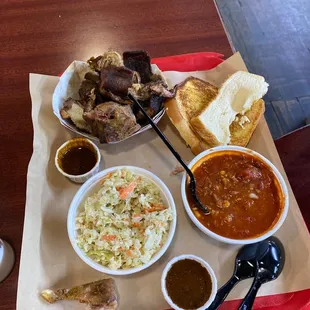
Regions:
[[207, 243, 259, 310], [129, 94, 210, 214], [238, 237, 285, 310]]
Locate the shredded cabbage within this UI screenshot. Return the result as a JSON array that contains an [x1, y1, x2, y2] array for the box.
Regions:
[[75, 168, 173, 269]]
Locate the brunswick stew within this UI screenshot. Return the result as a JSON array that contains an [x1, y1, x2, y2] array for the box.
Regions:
[[187, 151, 284, 239]]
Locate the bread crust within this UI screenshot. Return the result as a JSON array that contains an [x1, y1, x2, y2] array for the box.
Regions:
[[165, 76, 266, 154], [165, 77, 216, 154], [190, 117, 223, 146], [229, 99, 265, 146]]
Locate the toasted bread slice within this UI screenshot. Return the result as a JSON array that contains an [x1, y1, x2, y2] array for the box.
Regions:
[[165, 77, 218, 154], [190, 71, 269, 146], [229, 99, 265, 146]]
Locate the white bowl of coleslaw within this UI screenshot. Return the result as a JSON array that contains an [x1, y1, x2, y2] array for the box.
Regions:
[[67, 166, 177, 275]]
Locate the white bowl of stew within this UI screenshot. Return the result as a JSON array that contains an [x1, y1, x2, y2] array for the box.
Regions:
[[181, 146, 289, 244]]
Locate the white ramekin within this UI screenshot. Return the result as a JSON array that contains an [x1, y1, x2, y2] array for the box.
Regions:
[[161, 254, 217, 310], [181, 146, 289, 245], [55, 137, 101, 183], [67, 166, 177, 275]]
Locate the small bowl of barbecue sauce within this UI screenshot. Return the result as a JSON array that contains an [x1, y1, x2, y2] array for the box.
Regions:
[[55, 137, 101, 183], [161, 255, 217, 310]]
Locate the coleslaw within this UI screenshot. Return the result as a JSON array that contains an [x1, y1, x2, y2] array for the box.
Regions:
[[75, 168, 173, 269]]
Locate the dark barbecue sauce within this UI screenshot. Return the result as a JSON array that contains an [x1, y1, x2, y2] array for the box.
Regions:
[[166, 259, 212, 309], [61, 146, 97, 175]]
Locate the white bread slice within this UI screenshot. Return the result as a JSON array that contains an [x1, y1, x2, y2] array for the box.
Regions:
[[165, 77, 218, 154], [190, 71, 269, 146]]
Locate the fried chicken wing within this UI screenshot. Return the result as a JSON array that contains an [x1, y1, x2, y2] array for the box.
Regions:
[[41, 279, 118, 310]]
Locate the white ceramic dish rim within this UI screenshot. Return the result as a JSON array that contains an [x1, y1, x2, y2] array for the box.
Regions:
[[67, 166, 177, 275], [161, 254, 217, 310], [55, 138, 101, 179], [181, 146, 289, 245]]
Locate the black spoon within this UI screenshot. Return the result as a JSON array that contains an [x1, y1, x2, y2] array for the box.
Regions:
[[238, 237, 285, 310], [207, 243, 259, 310], [129, 94, 210, 214]]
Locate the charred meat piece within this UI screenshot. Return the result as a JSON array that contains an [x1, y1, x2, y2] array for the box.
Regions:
[[131, 99, 147, 122], [132, 95, 164, 124], [128, 81, 173, 101], [84, 71, 100, 83], [60, 98, 91, 133], [99, 66, 140, 99], [149, 95, 165, 116], [79, 80, 96, 111], [87, 51, 123, 72], [99, 88, 132, 105], [41, 278, 118, 309], [79, 80, 96, 99], [149, 82, 174, 98], [84, 102, 141, 143], [150, 73, 165, 82], [128, 83, 152, 101], [95, 89, 105, 105], [123, 50, 152, 83]]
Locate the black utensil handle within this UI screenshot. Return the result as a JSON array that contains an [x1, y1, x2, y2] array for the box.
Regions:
[[238, 279, 262, 310], [129, 95, 191, 175], [129, 95, 209, 214], [208, 276, 239, 310]]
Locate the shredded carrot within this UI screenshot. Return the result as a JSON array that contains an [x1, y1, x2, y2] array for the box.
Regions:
[[100, 172, 113, 185], [145, 204, 167, 213], [127, 250, 134, 257], [101, 235, 117, 241], [132, 214, 141, 218], [132, 222, 141, 227], [117, 181, 137, 200]]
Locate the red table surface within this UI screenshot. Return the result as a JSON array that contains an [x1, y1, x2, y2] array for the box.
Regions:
[[151, 52, 310, 310]]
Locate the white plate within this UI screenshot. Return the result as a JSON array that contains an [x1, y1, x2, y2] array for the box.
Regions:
[[67, 166, 177, 275]]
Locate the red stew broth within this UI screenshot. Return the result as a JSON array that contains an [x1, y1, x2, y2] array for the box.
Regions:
[[186, 151, 284, 239]]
